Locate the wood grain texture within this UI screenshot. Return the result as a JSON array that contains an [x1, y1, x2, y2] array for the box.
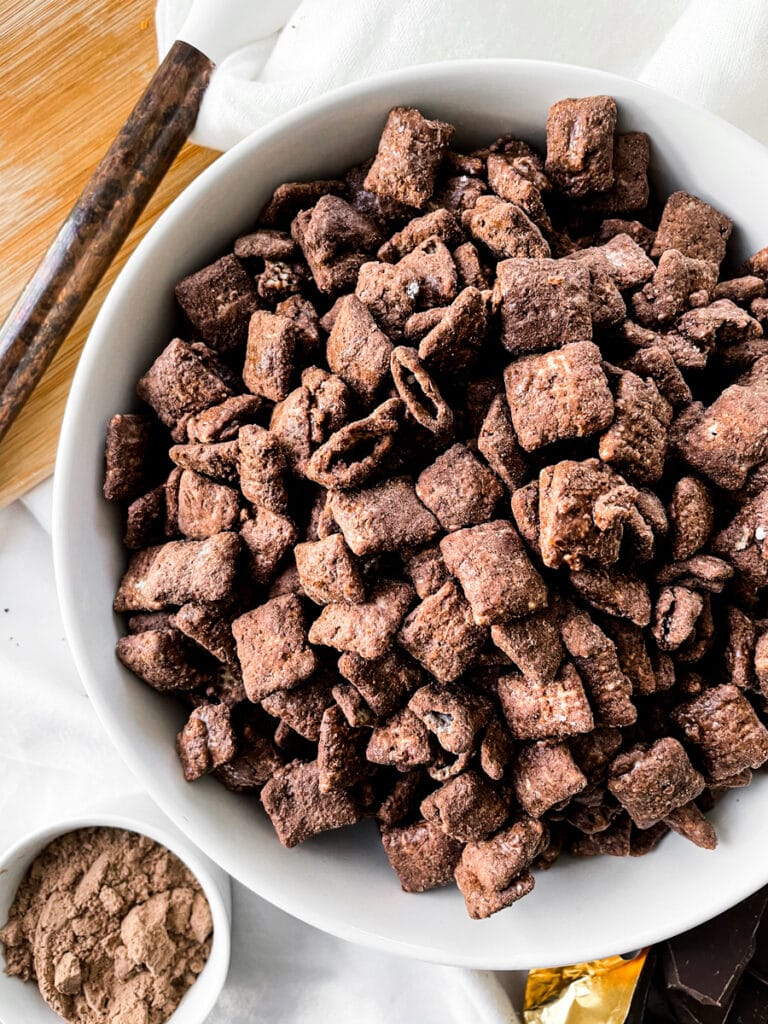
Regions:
[[0, 0, 219, 508]]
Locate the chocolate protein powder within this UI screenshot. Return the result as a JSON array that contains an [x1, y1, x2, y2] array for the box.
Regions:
[[0, 827, 213, 1024]]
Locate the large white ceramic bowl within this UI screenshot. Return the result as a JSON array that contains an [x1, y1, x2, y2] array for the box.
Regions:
[[53, 60, 768, 969]]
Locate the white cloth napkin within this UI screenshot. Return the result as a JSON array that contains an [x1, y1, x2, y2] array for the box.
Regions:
[[156, 0, 768, 152], [0, 479, 523, 1023]]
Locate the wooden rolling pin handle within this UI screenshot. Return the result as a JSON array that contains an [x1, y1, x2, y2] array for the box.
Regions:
[[0, 40, 214, 442]]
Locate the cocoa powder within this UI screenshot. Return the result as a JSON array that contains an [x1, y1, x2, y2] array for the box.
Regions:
[[0, 827, 212, 1024]]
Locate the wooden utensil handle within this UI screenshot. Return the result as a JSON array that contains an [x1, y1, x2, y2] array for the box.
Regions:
[[0, 40, 213, 442]]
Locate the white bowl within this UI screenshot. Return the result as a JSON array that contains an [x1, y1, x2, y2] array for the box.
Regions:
[[53, 60, 768, 969], [0, 799, 231, 1024]]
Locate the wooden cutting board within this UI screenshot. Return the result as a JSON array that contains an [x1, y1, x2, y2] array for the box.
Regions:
[[0, 0, 219, 508]]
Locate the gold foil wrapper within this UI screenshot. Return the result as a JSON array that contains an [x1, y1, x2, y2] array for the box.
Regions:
[[523, 949, 649, 1024]]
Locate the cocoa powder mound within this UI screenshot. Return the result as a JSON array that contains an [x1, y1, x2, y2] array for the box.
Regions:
[[0, 827, 212, 1024]]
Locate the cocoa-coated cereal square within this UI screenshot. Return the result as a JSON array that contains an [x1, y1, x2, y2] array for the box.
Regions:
[[261, 759, 360, 847], [402, 545, 450, 600], [416, 444, 503, 531], [318, 704, 367, 793], [561, 610, 637, 727], [607, 738, 705, 828], [366, 709, 433, 769], [493, 258, 592, 356], [308, 580, 414, 660], [504, 341, 614, 451], [398, 580, 487, 684], [241, 508, 298, 585], [242, 310, 298, 402], [584, 132, 650, 212], [651, 191, 733, 265], [511, 741, 587, 818], [418, 286, 488, 375], [545, 95, 617, 196], [137, 339, 232, 438], [672, 684, 768, 781], [329, 477, 440, 557], [294, 534, 366, 606], [380, 819, 463, 892], [232, 594, 318, 701], [440, 520, 548, 626], [104, 414, 152, 502], [116, 627, 210, 692], [409, 682, 493, 754], [462, 195, 550, 260], [459, 817, 548, 891], [364, 107, 455, 209], [454, 863, 535, 920], [498, 663, 594, 741], [599, 371, 672, 484], [176, 704, 237, 782], [420, 770, 508, 842], [175, 254, 259, 352], [490, 606, 564, 685], [177, 469, 241, 540], [238, 425, 289, 513], [326, 294, 393, 404], [338, 648, 423, 718]]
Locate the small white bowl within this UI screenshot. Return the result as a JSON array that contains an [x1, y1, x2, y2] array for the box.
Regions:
[[53, 59, 768, 968], [0, 802, 231, 1024]]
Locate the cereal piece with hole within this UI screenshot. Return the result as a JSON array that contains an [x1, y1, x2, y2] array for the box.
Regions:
[[242, 310, 298, 402], [326, 294, 394, 405], [545, 95, 617, 196], [294, 534, 365, 606], [104, 414, 152, 502], [338, 648, 423, 717], [380, 819, 463, 893], [398, 581, 487, 683], [672, 685, 768, 781], [674, 384, 768, 491], [232, 594, 317, 701], [305, 399, 403, 490], [241, 508, 298, 585], [491, 606, 564, 684], [504, 342, 614, 452], [421, 770, 508, 842], [390, 346, 454, 439], [409, 683, 493, 754], [498, 664, 594, 741], [561, 610, 636, 727], [318, 705, 367, 793], [137, 339, 232, 441], [651, 191, 733, 265], [177, 704, 237, 782], [292, 194, 380, 294], [512, 741, 587, 819], [364, 107, 455, 208], [599, 371, 672, 484], [175, 254, 260, 352], [176, 470, 241, 540], [261, 760, 360, 847], [329, 477, 440, 557], [462, 195, 550, 260], [492, 258, 592, 357], [186, 394, 262, 444], [538, 459, 639, 570], [308, 580, 414, 660], [440, 520, 548, 626], [418, 286, 488, 375], [367, 709, 433, 769], [416, 444, 503, 531], [608, 738, 704, 829]]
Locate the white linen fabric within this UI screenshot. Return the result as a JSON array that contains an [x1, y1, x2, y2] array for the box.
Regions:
[[0, 479, 523, 1023], [4, 4, 768, 1018], [156, 0, 768, 151]]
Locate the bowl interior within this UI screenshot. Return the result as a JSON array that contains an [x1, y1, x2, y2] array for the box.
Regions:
[[53, 59, 768, 969], [0, 809, 231, 1024]]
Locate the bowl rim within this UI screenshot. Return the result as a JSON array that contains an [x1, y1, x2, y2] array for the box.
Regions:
[[52, 57, 768, 968], [0, 812, 232, 1024]]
